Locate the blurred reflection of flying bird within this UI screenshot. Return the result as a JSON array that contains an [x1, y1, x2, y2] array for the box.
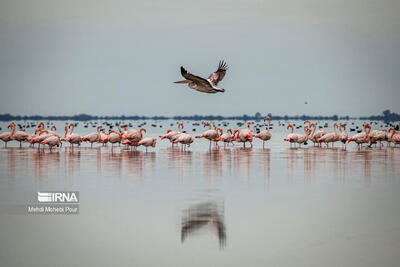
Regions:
[[174, 60, 228, 94], [181, 202, 226, 248]]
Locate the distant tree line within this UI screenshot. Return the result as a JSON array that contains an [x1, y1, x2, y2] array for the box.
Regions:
[[0, 110, 398, 122]]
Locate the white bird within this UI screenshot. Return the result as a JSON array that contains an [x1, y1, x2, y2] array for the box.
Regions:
[[174, 61, 228, 94]]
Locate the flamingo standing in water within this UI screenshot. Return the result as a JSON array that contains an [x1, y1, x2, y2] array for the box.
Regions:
[[99, 129, 109, 146], [338, 124, 348, 149], [254, 116, 272, 148], [160, 123, 183, 146], [65, 123, 82, 148], [305, 120, 326, 147], [219, 128, 234, 148], [284, 123, 299, 147], [108, 130, 122, 149], [41, 134, 62, 151], [9, 122, 29, 148], [123, 127, 146, 148], [138, 137, 157, 152], [348, 124, 371, 149], [196, 122, 219, 148], [26, 122, 44, 146], [0, 122, 15, 148], [82, 125, 101, 148], [295, 125, 311, 147], [234, 121, 253, 149], [368, 128, 387, 148], [173, 132, 194, 150], [388, 128, 400, 146], [318, 122, 339, 148]]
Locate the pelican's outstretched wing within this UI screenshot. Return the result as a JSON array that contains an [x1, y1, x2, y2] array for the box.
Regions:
[[208, 60, 228, 86], [180, 66, 211, 88]]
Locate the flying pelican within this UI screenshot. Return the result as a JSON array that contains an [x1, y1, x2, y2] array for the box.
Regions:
[[174, 60, 228, 94]]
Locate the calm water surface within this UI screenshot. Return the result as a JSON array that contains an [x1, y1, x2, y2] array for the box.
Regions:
[[0, 120, 399, 267]]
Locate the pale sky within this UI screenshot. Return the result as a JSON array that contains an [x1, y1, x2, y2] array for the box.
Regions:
[[0, 0, 399, 117]]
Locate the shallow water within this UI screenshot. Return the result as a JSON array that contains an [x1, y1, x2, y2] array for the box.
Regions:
[[0, 120, 399, 267]]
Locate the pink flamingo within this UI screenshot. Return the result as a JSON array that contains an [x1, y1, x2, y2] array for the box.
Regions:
[[9, 122, 29, 148], [368, 128, 388, 148], [41, 134, 62, 151], [305, 120, 326, 147], [283, 123, 299, 147], [219, 128, 234, 148], [123, 127, 146, 147], [26, 122, 44, 146], [338, 124, 348, 149], [196, 122, 219, 149], [254, 116, 272, 148], [65, 123, 82, 147], [234, 121, 253, 149], [99, 129, 109, 146], [0, 122, 15, 148], [348, 124, 371, 149], [108, 130, 122, 149], [318, 122, 339, 148], [160, 123, 183, 146], [295, 125, 311, 147], [388, 128, 400, 146], [173, 133, 194, 150], [138, 137, 157, 152], [82, 125, 101, 148]]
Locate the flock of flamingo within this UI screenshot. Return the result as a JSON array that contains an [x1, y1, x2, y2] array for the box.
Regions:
[[0, 117, 399, 151]]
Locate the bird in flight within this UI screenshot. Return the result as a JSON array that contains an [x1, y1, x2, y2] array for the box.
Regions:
[[174, 60, 228, 94]]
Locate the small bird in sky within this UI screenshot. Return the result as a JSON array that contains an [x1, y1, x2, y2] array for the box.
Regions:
[[174, 60, 228, 94]]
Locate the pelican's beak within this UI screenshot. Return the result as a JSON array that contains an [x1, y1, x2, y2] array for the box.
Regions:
[[174, 80, 191, 84]]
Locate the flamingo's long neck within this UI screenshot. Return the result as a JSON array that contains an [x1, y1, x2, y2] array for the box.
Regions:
[[338, 125, 343, 134], [97, 127, 101, 138], [11, 124, 15, 138], [289, 125, 293, 134], [366, 125, 371, 137], [333, 124, 337, 135], [70, 125, 74, 135], [311, 124, 316, 138], [267, 119, 270, 131], [390, 129, 395, 140]]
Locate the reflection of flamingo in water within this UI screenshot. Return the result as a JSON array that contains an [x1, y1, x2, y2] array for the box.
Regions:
[[254, 116, 272, 148], [181, 202, 226, 248]]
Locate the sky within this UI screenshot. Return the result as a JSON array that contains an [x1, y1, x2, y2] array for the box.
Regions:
[[0, 0, 399, 117]]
